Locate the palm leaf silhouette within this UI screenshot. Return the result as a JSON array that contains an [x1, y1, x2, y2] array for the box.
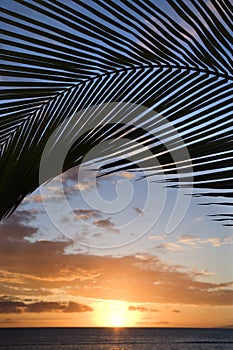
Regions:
[[0, 0, 232, 225]]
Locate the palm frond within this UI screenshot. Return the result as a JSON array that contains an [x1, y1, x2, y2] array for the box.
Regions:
[[0, 0, 232, 224]]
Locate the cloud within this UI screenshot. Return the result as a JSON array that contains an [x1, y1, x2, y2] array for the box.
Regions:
[[23, 195, 45, 203], [133, 207, 143, 215], [63, 301, 93, 313], [9, 209, 38, 223], [178, 235, 199, 246], [194, 216, 204, 222], [61, 166, 79, 183], [0, 300, 25, 314], [204, 237, 233, 247], [93, 218, 119, 233], [0, 297, 93, 314], [93, 218, 114, 229], [73, 209, 102, 220], [73, 183, 92, 191], [118, 172, 135, 180], [0, 209, 38, 241], [23, 165, 98, 206], [178, 235, 233, 248], [155, 242, 183, 253], [148, 235, 164, 241], [1, 216, 233, 307], [172, 309, 181, 313], [23, 191, 72, 204], [128, 305, 159, 312], [62, 166, 96, 192]]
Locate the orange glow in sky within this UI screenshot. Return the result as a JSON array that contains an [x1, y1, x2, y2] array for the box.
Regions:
[[93, 301, 139, 327]]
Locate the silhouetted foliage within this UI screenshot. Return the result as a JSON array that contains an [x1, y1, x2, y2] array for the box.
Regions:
[[0, 0, 232, 223]]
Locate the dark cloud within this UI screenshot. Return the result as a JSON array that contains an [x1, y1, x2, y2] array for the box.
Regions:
[[93, 218, 119, 233], [0, 300, 25, 314], [63, 301, 93, 313], [93, 218, 114, 229], [133, 207, 143, 215], [7, 209, 37, 223], [25, 301, 64, 313], [0, 297, 93, 314], [172, 309, 181, 313], [128, 305, 159, 312], [0, 209, 38, 241]]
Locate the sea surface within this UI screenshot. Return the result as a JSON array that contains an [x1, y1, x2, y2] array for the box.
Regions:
[[0, 327, 232, 350]]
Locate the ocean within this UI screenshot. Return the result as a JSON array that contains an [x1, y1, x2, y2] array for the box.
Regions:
[[0, 328, 232, 350]]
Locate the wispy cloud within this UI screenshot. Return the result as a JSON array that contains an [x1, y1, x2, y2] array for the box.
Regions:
[[23, 192, 68, 204], [155, 242, 183, 253], [128, 305, 159, 312], [148, 235, 164, 241], [118, 171, 135, 180], [178, 235, 233, 248], [73, 209, 102, 220], [178, 235, 200, 246]]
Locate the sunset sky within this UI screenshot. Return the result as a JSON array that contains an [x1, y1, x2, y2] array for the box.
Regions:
[[0, 165, 232, 328], [1, 0, 232, 329]]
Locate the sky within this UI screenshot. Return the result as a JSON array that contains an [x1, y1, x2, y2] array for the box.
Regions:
[[0, 165, 232, 328], [0, 0, 232, 329]]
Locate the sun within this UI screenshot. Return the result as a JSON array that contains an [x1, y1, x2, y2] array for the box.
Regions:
[[94, 300, 138, 327], [111, 314, 124, 327]]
